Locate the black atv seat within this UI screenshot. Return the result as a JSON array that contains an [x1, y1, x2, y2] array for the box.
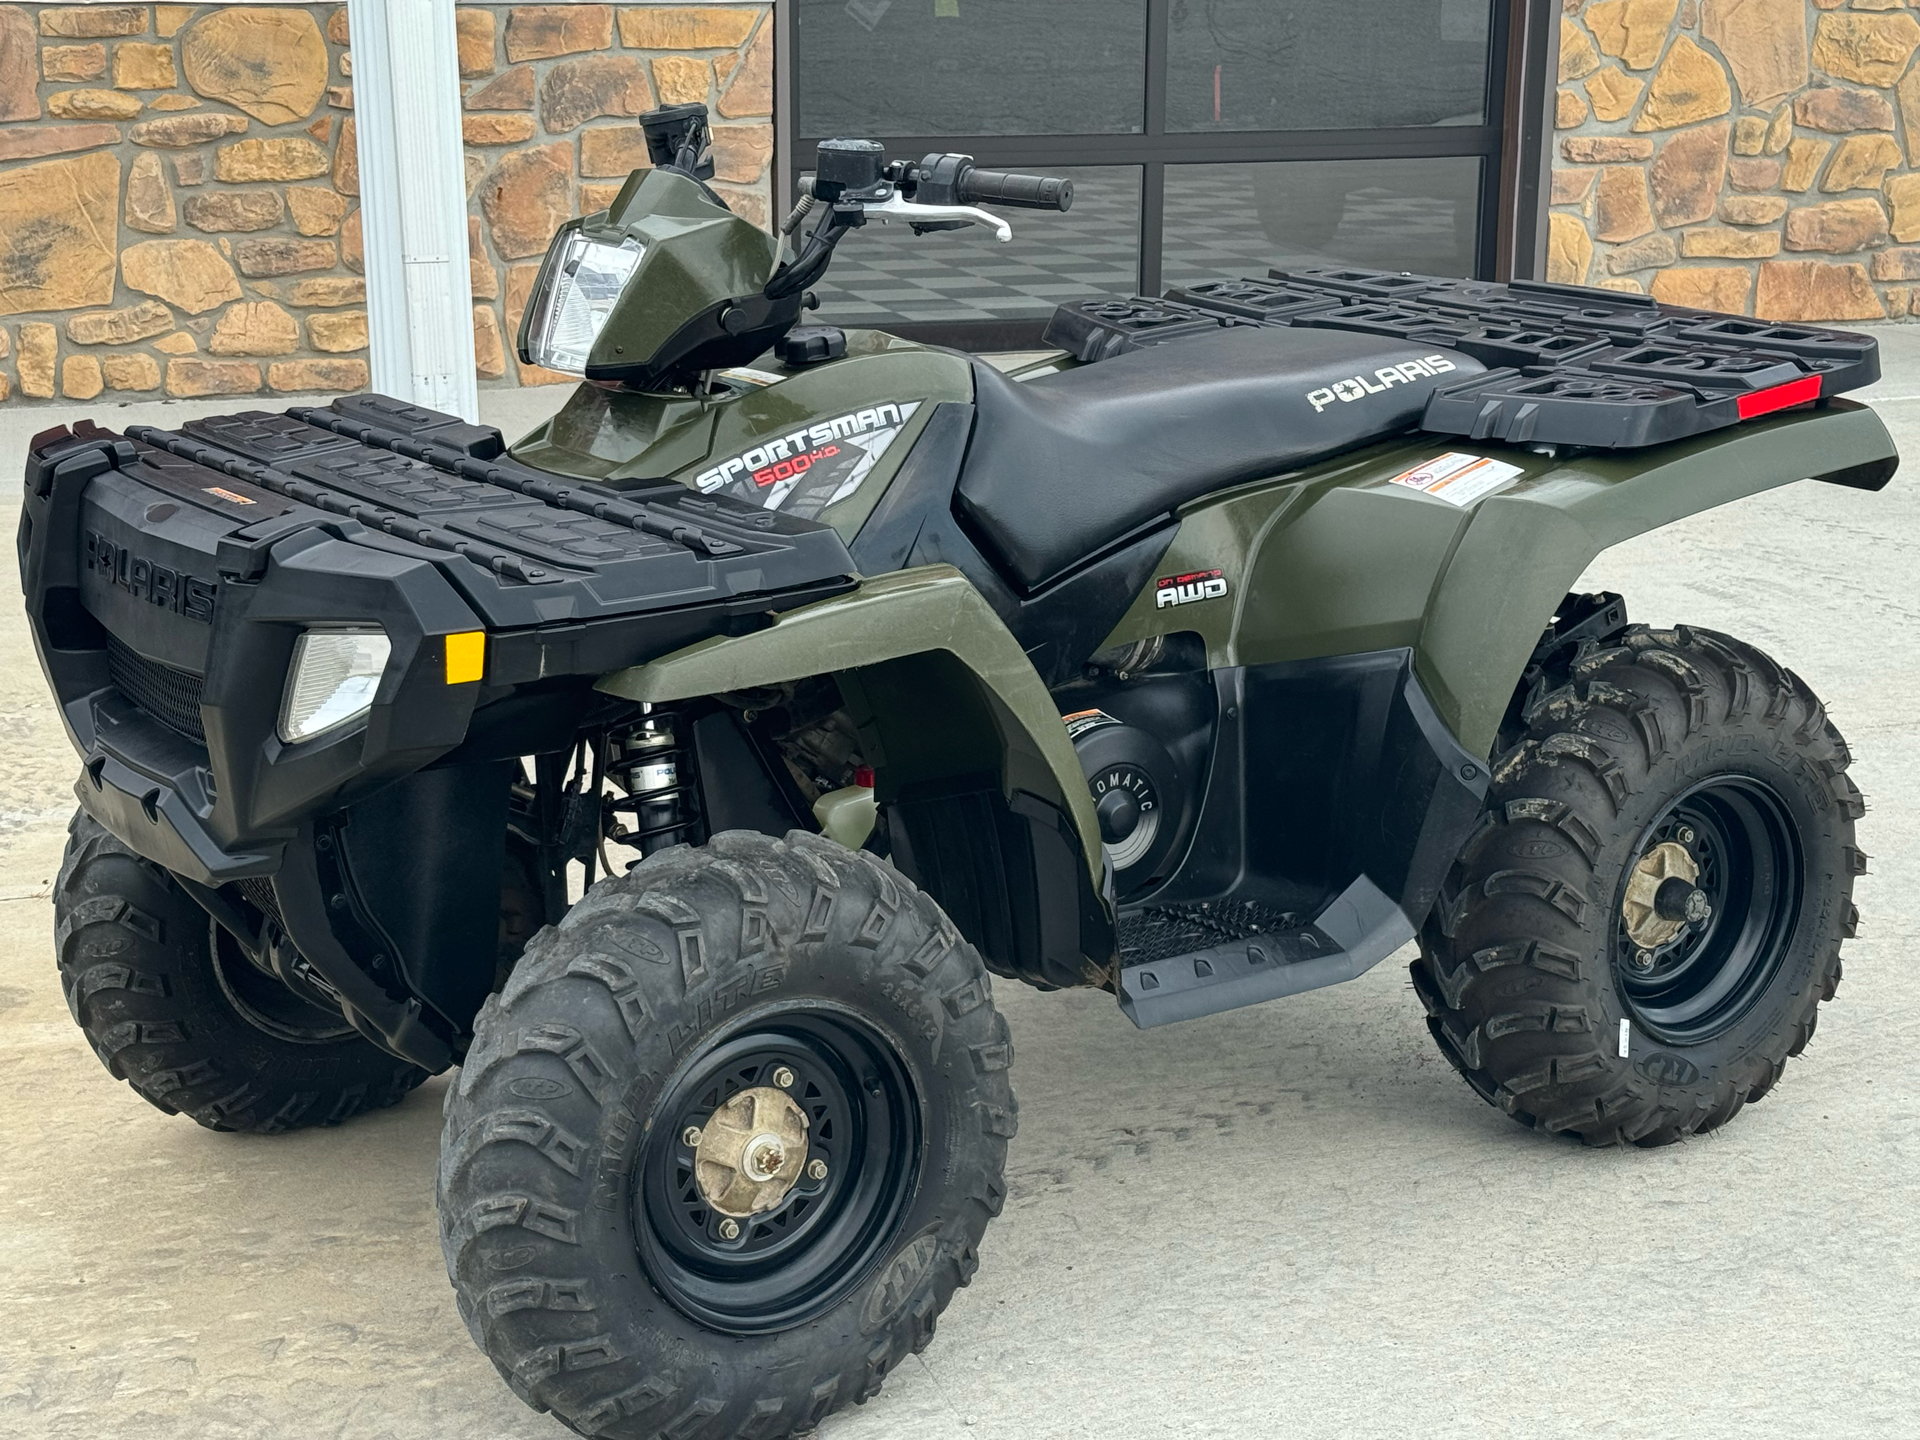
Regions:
[[955, 326, 1486, 591]]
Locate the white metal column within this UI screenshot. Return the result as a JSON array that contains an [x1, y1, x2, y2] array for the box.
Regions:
[[347, 0, 479, 421]]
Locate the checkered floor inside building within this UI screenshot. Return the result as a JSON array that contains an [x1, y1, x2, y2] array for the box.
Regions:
[[810, 168, 1478, 327]]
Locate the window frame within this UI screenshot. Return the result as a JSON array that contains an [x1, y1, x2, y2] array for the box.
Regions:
[[777, 0, 1552, 350]]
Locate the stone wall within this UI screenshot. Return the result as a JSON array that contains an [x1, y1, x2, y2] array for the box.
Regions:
[[0, 3, 773, 406], [1552, 0, 1920, 322]]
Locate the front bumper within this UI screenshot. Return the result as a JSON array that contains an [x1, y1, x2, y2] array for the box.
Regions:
[[20, 397, 859, 889]]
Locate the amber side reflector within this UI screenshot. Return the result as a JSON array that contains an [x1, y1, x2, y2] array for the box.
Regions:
[[445, 631, 485, 684], [1737, 374, 1822, 420]]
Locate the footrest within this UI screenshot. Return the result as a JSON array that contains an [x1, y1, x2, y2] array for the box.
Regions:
[[1115, 878, 1414, 1027]]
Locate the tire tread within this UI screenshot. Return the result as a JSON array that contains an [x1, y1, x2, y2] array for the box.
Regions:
[[1411, 626, 1855, 1148]]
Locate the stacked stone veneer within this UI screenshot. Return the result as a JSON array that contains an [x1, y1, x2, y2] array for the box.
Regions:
[[1553, 0, 1920, 321], [0, 4, 773, 406]]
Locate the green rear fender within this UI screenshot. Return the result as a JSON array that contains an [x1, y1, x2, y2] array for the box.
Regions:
[[1100, 398, 1897, 758], [595, 566, 1107, 891], [1421, 400, 1896, 752]]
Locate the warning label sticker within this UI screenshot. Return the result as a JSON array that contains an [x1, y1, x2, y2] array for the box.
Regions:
[[1385, 452, 1524, 508], [1061, 708, 1123, 741], [693, 401, 922, 518]]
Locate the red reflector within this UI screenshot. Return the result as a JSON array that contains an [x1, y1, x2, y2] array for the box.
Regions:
[[1737, 374, 1822, 419]]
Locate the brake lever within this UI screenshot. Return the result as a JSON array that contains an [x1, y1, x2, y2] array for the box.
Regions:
[[863, 191, 1012, 242]]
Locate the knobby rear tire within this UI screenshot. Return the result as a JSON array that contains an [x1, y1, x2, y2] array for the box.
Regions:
[[1411, 626, 1860, 1147]]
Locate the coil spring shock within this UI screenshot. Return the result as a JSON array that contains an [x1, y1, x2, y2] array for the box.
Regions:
[[602, 708, 705, 861]]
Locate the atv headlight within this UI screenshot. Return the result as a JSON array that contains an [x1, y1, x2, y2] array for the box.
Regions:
[[524, 232, 646, 376], [279, 628, 391, 744]]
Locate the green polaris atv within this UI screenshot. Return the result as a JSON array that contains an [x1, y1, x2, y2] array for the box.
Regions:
[[22, 104, 1893, 1438]]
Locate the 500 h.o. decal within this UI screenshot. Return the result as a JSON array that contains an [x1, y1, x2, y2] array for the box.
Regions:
[[1306, 354, 1458, 414], [1155, 568, 1229, 608], [694, 401, 922, 517]]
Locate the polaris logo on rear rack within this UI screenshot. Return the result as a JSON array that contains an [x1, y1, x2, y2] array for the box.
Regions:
[[1306, 354, 1457, 414], [694, 402, 922, 517], [1155, 568, 1228, 608]]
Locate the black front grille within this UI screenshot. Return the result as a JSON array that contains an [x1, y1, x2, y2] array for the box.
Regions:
[[106, 636, 207, 741]]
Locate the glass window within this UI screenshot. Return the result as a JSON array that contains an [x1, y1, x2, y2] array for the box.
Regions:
[[795, 0, 1147, 137], [1165, 0, 1494, 132], [1160, 158, 1484, 290], [810, 167, 1143, 327]]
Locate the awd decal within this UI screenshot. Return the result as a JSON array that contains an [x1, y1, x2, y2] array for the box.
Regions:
[[1306, 354, 1457, 414], [1154, 568, 1228, 609], [694, 401, 922, 517]]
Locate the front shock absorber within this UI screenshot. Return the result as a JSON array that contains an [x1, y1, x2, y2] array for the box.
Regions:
[[603, 708, 706, 860]]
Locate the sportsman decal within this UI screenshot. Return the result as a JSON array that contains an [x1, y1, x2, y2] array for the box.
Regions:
[[1305, 354, 1457, 414], [1154, 568, 1229, 608], [694, 402, 922, 516]]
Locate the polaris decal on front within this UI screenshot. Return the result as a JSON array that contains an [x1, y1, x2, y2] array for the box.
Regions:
[[1155, 568, 1228, 608], [694, 402, 922, 517], [1306, 354, 1457, 414], [82, 530, 218, 622]]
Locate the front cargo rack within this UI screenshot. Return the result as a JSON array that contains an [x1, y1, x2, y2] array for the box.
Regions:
[[1044, 270, 1881, 449], [104, 392, 860, 633]]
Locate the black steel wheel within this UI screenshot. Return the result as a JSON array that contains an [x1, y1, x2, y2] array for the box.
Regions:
[[1611, 777, 1803, 1045], [636, 1009, 922, 1334], [1413, 625, 1860, 1147], [440, 830, 1014, 1440]]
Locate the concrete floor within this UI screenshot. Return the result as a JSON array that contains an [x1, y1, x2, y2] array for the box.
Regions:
[[3, 349, 1919, 1440]]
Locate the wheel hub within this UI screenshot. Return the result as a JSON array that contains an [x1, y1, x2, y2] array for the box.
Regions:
[[636, 1013, 923, 1335], [691, 1085, 810, 1218], [1612, 776, 1804, 1045], [1621, 840, 1703, 950]]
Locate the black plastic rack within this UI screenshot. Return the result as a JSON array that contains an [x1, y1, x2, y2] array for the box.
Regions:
[[1044, 270, 1881, 449], [106, 392, 860, 632]]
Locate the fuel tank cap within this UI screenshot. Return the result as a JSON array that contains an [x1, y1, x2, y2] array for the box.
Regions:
[[778, 325, 847, 367]]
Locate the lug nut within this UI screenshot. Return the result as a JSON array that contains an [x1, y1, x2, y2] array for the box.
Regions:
[[1676, 825, 1696, 846], [682, 1126, 703, 1148], [718, 1219, 740, 1241], [807, 1159, 828, 1181], [1633, 948, 1656, 971], [772, 1066, 796, 1089]]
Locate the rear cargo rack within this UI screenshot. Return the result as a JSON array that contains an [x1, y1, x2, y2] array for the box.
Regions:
[[1045, 271, 1880, 449]]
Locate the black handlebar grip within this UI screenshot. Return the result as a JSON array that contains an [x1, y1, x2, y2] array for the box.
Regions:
[[957, 168, 1074, 212]]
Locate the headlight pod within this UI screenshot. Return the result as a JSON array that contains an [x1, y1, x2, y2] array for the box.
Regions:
[[524, 231, 646, 376], [279, 628, 391, 744]]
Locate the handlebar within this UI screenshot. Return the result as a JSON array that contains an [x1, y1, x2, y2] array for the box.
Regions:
[[769, 145, 1071, 297], [794, 155, 1075, 214], [955, 167, 1074, 212]]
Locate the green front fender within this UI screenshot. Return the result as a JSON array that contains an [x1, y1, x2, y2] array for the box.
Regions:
[[595, 565, 1106, 889]]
